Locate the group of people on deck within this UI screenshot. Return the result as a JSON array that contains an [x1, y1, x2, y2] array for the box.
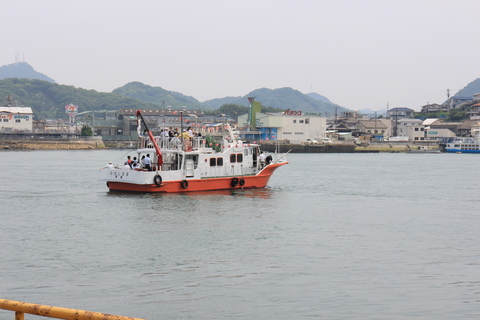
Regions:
[[109, 154, 152, 171], [156, 126, 201, 151], [159, 127, 202, 140]]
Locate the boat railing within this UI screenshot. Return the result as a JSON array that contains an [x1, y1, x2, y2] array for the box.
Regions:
[[139, 136, 211, 151], [0, 298, 146, 320]]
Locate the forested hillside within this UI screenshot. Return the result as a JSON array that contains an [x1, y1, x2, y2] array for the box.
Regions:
[[0, 78, 155, 119], [112, 82, 202, 108]]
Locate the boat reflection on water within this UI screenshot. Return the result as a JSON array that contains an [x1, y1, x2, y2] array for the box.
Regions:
[[106, 187, 274, 199]]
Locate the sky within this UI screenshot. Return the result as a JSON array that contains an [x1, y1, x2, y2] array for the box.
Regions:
[[2, 0, 480, 111]]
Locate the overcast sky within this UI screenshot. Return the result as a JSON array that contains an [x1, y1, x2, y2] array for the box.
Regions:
[[2, 0, 480, 111]]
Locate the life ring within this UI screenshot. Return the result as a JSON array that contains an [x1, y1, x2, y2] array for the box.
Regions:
[[154, 175, 162, 187], [239, 178, 245, 186], [181, 179, 189, 189], [231, 177, 239, 187]]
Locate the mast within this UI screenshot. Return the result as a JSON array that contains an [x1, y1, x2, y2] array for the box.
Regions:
[[136, 110, 163, 166]]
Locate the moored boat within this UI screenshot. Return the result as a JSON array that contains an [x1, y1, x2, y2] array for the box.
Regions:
[[445, 137, 480, 153], [444, 130, 480, 153], [98, 110, 289, 192]]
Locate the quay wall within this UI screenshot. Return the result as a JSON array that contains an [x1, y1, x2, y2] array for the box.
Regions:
[[0, 136, 104, 150]]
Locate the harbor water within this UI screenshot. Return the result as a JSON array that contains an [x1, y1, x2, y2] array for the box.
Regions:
[[1, 150, 479, 319]]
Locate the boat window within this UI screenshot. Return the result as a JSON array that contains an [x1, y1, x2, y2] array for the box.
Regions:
[[210, 158, 216, 166], [230, 154, 236, 163], [217, 157, 223, 166], [237, 153, 243, 163]]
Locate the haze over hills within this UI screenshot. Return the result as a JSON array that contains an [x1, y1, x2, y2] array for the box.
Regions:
[[0, 62, 347, 118], [2, 62, 480, 120]]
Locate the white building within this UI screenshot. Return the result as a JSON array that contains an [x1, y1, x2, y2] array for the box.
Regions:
[[396, 119, 425, 141], [238, 110, 327, 143], [0, 106, 33, 133]]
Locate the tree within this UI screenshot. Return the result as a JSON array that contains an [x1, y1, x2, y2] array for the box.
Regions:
[[448, 109, 466, 121], [81, 125, 93, 136]]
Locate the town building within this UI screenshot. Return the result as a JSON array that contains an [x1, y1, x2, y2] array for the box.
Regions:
[[387, 107, 414, 119], [354, 119, 391, 137], [420, 103, 448, 114], [0, 106, 33, 133], [238, 109, 327, 143], [396, 119, 425, 141]]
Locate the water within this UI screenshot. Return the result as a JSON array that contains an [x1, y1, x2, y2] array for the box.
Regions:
[[1, 150, 479, 319]]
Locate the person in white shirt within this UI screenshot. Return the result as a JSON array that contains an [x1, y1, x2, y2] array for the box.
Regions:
[[258, 152, 266, 168], [144, 154, 152, 171], [106, 161, 114, 169]]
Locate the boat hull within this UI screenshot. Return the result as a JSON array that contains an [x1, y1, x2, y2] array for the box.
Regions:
[[445, 149, 480, 153], [105, 162, 287, 193]]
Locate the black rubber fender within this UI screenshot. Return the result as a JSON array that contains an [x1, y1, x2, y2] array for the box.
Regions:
[[231, 177, 239, 187], [181, 179, 189, 189], [239, 178, 245, 186], [154, 175, 162, 187]]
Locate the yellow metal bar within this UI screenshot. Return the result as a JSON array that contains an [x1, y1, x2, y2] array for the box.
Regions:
[[0, 299, 146, 320]]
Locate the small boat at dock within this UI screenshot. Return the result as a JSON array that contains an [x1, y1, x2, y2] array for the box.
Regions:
[[98, 110, 289, 192]]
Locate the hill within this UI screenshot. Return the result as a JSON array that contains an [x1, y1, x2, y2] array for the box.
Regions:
[[0, 62, 55, 83], [306, 92, 332, 104], [201, 87, 347, 115], [0, 78, 155, 119], [454, 78, 480, 97], [112, 82, 202, 108]]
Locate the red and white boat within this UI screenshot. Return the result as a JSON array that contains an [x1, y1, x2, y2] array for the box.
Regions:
[[98, 110, 288, 193]]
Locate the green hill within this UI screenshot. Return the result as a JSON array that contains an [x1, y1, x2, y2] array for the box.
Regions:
[[0, 78, 155, 119], [112, 82, 202, 108]]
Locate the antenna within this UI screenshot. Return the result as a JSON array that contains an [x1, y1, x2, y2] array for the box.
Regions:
[[447, 88, 450, 100]]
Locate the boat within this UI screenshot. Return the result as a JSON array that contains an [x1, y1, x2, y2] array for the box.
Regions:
[[98, 110, 289, 192], [407, 145, 442, 153], [444, 129, 480, 153]]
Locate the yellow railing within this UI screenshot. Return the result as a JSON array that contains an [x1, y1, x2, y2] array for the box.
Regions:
[[0, 299, 147, 320]]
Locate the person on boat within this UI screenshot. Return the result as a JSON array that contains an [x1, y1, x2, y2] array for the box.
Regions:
[[266, 155, 273, 165], [144, 154, 152, 171], [132, 156, 138, 166], [168, 127, 175, 140], [161, 129, 169, 139], [123, 162, 132, 170], [126, 156, 133, 168], [133, 161, 141, 170], [179, 129, 192, 151], [140, 155, 145, 168], [258, 151, 266, 168], [105, 161, 115, 169]]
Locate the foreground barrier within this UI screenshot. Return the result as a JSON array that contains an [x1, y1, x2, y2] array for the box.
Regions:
[[0, 299, 146, 320]]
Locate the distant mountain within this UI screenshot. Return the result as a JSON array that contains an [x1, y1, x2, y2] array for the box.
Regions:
[[0, 61, 348, 118], [454, 78, 480, 97], [202, 87, 346, 115], [0, 62, 55, 83], [306, 92, 332, 104], [359, 108, 387, 117], [112, 82, 202, 108]]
